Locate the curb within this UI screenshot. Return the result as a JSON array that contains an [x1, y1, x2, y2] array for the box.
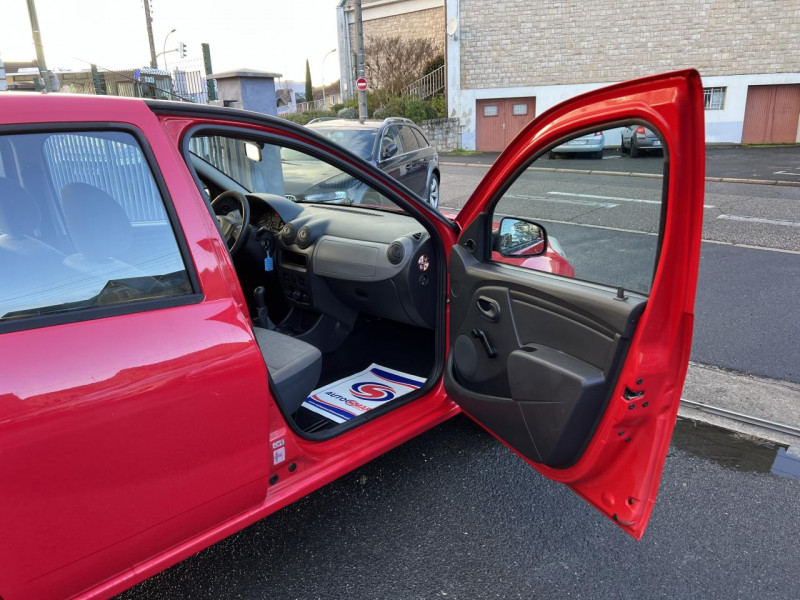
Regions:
[[439, 161, 800, 187]]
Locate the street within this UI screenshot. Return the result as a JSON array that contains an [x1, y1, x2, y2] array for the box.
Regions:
[[438, 156, 800, 383], [120, 415, 799, 600]]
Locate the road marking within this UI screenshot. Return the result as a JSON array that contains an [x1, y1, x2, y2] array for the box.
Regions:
[[717, 214, 800, 228], [548, 191, 716, 209], [602, 155, 621, 160], [773, 171, 800, 176], [476, 212, 800, 255], [504, 193, 617, 208], [549, 191, 661, 205]]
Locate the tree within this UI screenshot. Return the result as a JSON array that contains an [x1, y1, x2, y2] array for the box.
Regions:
[[305, 60, 313, 105], [363, 36, 438, 98]]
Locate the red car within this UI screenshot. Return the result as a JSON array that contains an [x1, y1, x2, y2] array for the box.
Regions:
[[0, 70, 705, 600]]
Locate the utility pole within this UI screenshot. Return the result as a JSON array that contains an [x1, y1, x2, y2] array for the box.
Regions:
[[143, 0, 158, 69], [25, 0, 52, 92], [354, 0, 367, 120]]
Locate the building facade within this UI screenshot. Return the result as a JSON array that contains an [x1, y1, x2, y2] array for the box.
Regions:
[[337, 0, 445, 99], [446, 0, 800, 149]]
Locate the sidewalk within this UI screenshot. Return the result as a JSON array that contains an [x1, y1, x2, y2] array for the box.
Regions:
[[680, 362, 800, 446], [441, 145, 800, 186]]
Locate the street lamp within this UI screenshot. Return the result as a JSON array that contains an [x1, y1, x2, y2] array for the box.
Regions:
[[162, 28, 176, 72], [321, 48, 337, 109]]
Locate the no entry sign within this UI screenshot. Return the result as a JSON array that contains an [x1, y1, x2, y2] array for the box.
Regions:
[[356, 77, 368, 91]]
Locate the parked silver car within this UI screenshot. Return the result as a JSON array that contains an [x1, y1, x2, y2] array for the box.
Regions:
[[621, 125, 663, 157], [549, 131, 605, 159]]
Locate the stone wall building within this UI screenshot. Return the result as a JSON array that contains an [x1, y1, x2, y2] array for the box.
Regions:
[[337, 0, 445, 99], [447, 0, 800, 148]]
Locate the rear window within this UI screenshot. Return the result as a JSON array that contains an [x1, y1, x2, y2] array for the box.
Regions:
[[309, 128, 376, 161], [0, 130, 192, 324]]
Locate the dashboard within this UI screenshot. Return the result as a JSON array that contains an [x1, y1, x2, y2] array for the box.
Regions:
[[246, 193, 438, 330]]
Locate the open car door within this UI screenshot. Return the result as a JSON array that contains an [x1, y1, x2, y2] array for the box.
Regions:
[[445, 70, 705, 538]]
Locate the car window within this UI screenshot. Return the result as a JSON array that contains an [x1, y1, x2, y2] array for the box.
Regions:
[[412, 128, 430, 149], [309, 128, 377, 161], [190, 133, 403, 212], [491, 122, 666, 295], [0, 131, 192, 324], [399, 126, 420, 152], [380, 126, 404, 157]]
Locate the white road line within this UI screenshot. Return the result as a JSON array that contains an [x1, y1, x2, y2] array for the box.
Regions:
[[480, 213, 800, 255], [548, 191, 662, 204], [548, 191, 716, 209], [717, 214, 800, 228], [773, 171, 800, 176], [504, 193, 617, 208]]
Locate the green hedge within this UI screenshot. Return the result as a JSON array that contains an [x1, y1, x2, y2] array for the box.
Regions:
[[284, 94, 446, 124], [280, 110, 335, 125]]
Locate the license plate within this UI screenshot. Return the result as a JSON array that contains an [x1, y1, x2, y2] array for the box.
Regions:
[[569, 140, 588, 145], [652, 140, 661, 146]]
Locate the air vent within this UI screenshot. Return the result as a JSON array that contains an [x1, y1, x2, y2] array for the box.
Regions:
[[296, 226, 312, 249], [387, 241, 405, 265], [280, 223, 296, 245]]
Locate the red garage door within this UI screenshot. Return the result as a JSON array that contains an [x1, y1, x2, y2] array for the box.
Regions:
[[476, 97, 535, 151], [742, 85, 800, 143]]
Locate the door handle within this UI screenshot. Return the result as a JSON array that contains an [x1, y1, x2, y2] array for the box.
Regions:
[[477, 296, 500, 322], [405, 163, 412, 171], [471, 329, 497, 358]]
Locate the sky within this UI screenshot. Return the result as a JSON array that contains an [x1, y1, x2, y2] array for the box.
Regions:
[[1, 0, 342, 84]]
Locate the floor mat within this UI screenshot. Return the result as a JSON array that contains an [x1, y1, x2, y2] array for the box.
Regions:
[[302, 363, 426, 424]]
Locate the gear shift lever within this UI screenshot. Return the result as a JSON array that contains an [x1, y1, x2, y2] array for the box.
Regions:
[[253, 286, 275, 330]]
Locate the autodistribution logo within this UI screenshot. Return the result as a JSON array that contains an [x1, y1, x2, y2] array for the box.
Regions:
[[349, 382, 396, 401]]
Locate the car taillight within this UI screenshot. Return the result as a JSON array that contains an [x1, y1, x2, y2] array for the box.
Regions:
[[636, 126, 646, 135], [594, 132, 603, 136]]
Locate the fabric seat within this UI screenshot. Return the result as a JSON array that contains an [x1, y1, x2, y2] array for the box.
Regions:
[[253, 327, 322, 415]]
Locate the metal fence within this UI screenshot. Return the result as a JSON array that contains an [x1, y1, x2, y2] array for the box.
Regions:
[[43, 133, 167, 223]]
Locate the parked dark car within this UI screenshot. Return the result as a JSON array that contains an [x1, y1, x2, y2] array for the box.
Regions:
[[304, 118, 440, 208]]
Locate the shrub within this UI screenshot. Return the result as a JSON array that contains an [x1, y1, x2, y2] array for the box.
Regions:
[[337, 107, 358, 119], [280, 110, 335, 125]]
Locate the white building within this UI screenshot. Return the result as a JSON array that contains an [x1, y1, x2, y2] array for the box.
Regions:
[[446, 0, 800, 150]]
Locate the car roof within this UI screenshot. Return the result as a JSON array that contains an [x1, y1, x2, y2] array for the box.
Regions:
[[307, 118, 418, 131]]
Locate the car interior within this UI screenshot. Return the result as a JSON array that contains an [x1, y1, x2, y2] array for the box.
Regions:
[[186, 133, 443, 436]]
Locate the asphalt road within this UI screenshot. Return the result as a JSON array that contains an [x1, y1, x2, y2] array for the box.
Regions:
[[120, 415, 800, 600], [443, 145, 800, 183], [439, 165, 800, 383]]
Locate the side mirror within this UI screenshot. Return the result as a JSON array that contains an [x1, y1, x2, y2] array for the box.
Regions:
[[381, 142, 398, 160], [496, 217, 547, 257]]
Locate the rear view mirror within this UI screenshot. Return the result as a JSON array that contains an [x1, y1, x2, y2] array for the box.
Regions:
[[496, 217, 547, 257], [381, 142, 398, 160], [244, 142, 262, 162]]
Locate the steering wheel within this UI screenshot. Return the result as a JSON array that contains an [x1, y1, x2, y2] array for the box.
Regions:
[[211, 190, 251, 256]]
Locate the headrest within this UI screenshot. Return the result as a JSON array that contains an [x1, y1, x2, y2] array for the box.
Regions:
[[61, 183, 133, 261], [0, 178, 41, 237]]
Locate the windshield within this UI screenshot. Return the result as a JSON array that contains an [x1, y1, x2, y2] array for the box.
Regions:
[[310, 129, 377, 161]]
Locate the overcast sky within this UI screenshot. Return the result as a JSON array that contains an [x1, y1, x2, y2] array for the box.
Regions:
[[2, 0, 342, 84]]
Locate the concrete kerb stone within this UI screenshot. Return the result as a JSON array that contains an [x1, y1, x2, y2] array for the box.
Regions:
[[438, 162, 800, 186]]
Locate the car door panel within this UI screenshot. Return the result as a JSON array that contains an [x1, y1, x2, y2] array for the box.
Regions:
[[0, 110, 272, 599], [448, 243, 647, 467], [447, 70, 705, 538]]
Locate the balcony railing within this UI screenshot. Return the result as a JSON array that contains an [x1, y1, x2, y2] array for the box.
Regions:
[[404, 65, 445, 100]]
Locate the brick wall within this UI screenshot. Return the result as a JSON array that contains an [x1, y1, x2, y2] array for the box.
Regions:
[[420, 117, 461, 151], [349, 7, 445, 55], [459, 0, 800, 89]]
